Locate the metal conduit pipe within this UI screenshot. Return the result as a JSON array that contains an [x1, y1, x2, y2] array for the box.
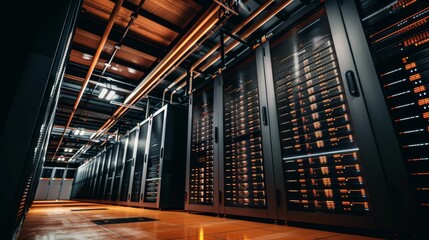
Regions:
[[107, 13, 220, 127], [158, 12, 234, 105], [53, 0, 124, 161], [172, 0, 293, 94], [70, 5, 223, 161], [199, 0, 294, 73], [170, 81, 187, 104], [102, 0, 146, 75], [65, 74, 132, 94], [165, 0, 274, 94], [123, 4, 221, 105]]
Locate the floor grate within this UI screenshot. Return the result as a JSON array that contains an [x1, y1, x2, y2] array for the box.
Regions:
[[91, 217, 157, 225], [70, 208, 108, 211]]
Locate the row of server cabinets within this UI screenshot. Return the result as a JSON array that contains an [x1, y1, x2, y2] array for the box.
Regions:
[[71, 104, 187, 209], [185, 0, 429, 237], [34, 167, 76, 200]]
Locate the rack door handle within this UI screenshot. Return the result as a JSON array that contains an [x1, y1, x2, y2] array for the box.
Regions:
[[345, 70, 359, 97], [214, 127, 219, 143], [262, 106, 268, 126]]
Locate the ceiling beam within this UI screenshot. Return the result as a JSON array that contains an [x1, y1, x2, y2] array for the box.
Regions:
[[119, 1, 183, 33], [78, 14, 166, 58]]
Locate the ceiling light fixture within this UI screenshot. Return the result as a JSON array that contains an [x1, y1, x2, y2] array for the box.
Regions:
[[73, 129, 80, 135], [98, 88, 108, 99], [105, 90, 116, 100]]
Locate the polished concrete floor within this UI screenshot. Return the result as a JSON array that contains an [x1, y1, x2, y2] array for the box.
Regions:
[[18, 200, 384, 240]]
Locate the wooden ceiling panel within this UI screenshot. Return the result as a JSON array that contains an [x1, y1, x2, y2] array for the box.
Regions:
[[73, 29, 115, 54], [74, 28, 156, 69], [83, 0, 178, 47], [115, 45, 156, 68], [118, 4, 179, 46], [83, 0, 116, 22], [137, 0, 202, 28]]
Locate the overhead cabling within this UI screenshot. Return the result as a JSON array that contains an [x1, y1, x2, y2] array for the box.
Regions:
[[56, 0, 145, 162], [70, 0, 297, 163], [169, 0, 295, 102], [69, 4, 223, 162], [52, 0, 124, 162]]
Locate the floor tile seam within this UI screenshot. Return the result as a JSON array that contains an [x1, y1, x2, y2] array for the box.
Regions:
[[71, 211, 129, 239]]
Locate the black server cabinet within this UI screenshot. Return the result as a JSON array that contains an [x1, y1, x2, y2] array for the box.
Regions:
[[119, 128, 138, 203], [185, 53, 278, 219], [100, 146, 113, 200], [220, 52, 277, 219], [141, 104, 187, 209], [262, 1, 395, 231], [94, 152, 105, 199], [86, 160, 96, 199], [130, 119, 150, 206], [105, 142, 119, 200], [185, 81, 219, 213], [111, 138, 126, 202], [95, 151, 106, 200], [341, 0, 429, 236]]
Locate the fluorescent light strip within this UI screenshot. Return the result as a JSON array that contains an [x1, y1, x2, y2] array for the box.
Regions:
[[99, 88, 108, 99], [106, 90, 116, 100]]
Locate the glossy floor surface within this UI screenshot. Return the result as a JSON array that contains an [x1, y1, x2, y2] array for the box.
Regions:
[[18, 201, 384, 240]]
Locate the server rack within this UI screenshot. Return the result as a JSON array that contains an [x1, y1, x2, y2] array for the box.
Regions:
[[99, 147, 112, 200], [119, 129, 137, 203], [95, 151, 106, 200], [141, 104, 188, 209], [261, 1, 395, 231], [92, 153, 103, 199], [185, 81, 219, 213], [219, 52, 277, 219], [185, 51, 278, 219], [105, 142, 119, 200], [85, 160, 96, 199], [111, 136, 127, 202], [339, 0, 429, 236], [129, 118, 150, 206]]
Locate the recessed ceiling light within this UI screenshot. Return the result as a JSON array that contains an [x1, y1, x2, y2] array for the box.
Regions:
[[106, 90, 116, 100], [98, 88, 108, 99]]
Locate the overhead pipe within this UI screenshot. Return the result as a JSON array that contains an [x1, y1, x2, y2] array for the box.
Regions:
[[170, 81, 187, 104], [199, 0, 294, 73], [158, 10, 234, 105], [213, 0, 239, 15], [172, 0, 294, 94], [65, 74, 132, 94], [102, 0, 146, 75], [69, 4, 223, 162], [165, 0, 275, 94], [53, 0, 124, 161], [123, 4, 221, 105], [95, 9, 221, 137]]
